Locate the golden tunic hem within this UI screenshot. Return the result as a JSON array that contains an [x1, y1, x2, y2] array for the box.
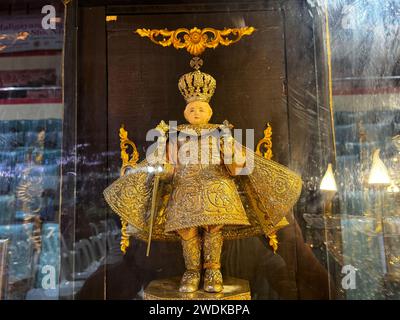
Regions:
[[164, 216, 251, 233]]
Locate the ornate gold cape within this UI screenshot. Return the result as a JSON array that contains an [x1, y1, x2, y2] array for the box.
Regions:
[[103, 126, 302, 242]]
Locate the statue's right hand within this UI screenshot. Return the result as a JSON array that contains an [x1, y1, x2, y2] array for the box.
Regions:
[[159, 162, 174, 181]]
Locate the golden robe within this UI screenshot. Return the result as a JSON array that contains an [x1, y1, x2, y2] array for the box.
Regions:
[[103, 123, 302, 242]]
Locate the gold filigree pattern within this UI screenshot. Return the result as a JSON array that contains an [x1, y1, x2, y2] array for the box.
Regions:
[[105, 158, 179, 242], [203, 231, 223, 270], [256, 122, 273, 160], [255, 122, 285, 252], [118, 125, 140, 254], [268, 233, 279, 253], [204, 269, 223, 292], [179, 270, 201, 293], [119, 125, 139, 176], [180, 235, 201, 292], [165, 167, 250, 232], [203, 231, 223, 292], [164, 134, 250, 233], [181, 236, 201, 271], [105, 160, 152, 230], [120, 219, 130, 254], [155, 192, 171, 226], [136, 27, 255, 56], [176, 123, 221, 135], [243, 148, 302, 236]]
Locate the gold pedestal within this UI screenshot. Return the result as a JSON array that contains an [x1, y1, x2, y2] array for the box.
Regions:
[[144, 276, 251, 300]]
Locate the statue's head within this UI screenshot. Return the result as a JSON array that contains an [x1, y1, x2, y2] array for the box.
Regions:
[[178, 69, 216, 124], [184, 100, 213, 125]]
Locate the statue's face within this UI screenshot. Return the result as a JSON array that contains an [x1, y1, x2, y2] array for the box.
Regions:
[[184, 101, 213, 125]]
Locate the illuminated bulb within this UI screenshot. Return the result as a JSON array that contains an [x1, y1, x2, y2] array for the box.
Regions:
[[368, 149, 391, 186], [320, 163, 337, 192]]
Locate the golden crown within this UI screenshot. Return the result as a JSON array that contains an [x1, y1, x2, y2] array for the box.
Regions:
[[178, 69, 216, 103]]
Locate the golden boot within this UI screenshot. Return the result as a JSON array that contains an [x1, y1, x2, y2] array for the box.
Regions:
[[203, 230, 223, 293], [179, 234, 201, 293]]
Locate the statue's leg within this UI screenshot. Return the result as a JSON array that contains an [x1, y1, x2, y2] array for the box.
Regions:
[[202, 225, 224, 293], [176, 227, 201, 293]]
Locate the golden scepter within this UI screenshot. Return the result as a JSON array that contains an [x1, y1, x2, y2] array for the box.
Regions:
[[146, 121, 169, 257], [146, 173, 160, 257]]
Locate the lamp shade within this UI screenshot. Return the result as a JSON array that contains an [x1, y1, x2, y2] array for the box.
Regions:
[[320, 163, 337, 191], [368, 149, 391, 186]]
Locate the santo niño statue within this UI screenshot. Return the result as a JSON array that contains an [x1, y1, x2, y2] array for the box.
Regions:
[[103, 65, 303, 294]]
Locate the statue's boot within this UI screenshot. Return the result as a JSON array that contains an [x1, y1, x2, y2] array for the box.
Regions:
[[203, 230, 223, 293], [179, 234, 201, 293]]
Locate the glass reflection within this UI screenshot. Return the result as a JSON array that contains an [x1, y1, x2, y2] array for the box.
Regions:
[[328, 0, 400, 299], [0, 1, 64, 300]]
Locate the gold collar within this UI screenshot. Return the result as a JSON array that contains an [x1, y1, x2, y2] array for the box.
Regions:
[[176, 123, 222, 135]]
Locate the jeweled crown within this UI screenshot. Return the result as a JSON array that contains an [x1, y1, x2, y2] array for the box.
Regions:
[[178, 70, 216, 104]]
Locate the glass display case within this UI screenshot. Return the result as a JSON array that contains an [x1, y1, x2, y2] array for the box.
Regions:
[[0, 0, 399, 300]]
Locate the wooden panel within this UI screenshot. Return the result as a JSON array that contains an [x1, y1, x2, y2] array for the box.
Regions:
[[106, 0, 280, 14], [59, 0, 78, 299], [75, 6, 108, 299], [76, 5, 109, 238]]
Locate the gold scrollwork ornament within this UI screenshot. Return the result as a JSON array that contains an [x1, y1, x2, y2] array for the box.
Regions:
[[256, 122, 286, 253], [119, 125, 140, 254], [119, 125, 139, 176], [136, 27, 255, 56], [256, 122, 273, 160]]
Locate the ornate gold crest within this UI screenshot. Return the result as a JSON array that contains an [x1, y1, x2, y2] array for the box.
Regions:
[[136, 27, 255, 56]]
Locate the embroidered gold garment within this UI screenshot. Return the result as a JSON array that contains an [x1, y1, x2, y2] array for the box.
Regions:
[[163, 124, 250, 232], [103, 123, 302, 242]]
